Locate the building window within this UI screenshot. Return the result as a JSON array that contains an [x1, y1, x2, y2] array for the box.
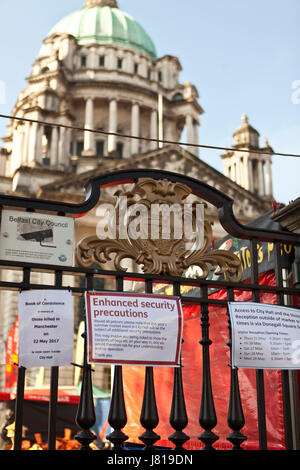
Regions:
[[117, 58, 123, 69], [80, 56, 87, 68], [42, 157, 50, 167], [99, 56, 105, 67], [158, 71, 162, 82], [70, 141, 74, 155], [172, 93, 183, 102], [116, 142, 123, 158], [134, 63, 139, 74], [96, 140, 104, 157], [76, 141, 84, 156], [147, 69, 151, 80]]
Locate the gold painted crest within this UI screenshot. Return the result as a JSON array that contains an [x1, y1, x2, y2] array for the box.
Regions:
[[76, 178, 242, 281]]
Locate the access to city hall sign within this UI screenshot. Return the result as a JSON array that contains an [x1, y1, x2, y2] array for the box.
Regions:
[[85, 292, 183, 367]]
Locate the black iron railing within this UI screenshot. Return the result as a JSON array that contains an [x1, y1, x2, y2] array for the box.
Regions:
[[0, 169, 298, 451]]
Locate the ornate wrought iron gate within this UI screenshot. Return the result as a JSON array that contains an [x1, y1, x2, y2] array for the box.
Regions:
[[0, 169, 299, 451]]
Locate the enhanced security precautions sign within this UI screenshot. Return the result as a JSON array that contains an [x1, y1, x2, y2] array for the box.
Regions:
[[85, 292, 183, 367]]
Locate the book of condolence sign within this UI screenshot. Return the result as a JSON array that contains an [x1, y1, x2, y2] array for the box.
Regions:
[[18, 290, 73, 367], [85, 292, 183, 367]]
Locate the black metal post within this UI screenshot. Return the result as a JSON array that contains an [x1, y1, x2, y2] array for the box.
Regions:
[[275, 242, 293, 450], [198, 286, 219, 450], [75, 274, 96, 450], [250, 238, 267, 450], [48, 366, 59, 450], [107, 276, 128, 449], [139, 279, 160, 449], [13, 366, 26, 450], [168, 282, 189, 450], [169, 363, 190, 449], [47, 270, 62, 450], [226, 288, 247, 450], [107, 365, 128, 449]]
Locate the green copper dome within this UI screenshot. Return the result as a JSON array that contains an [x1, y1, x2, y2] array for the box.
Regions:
[[47, 3, 157, 59]]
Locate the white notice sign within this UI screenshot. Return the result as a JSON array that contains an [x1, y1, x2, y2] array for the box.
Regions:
[[85, 292, 183, 367], [229, 302, 300, 369], [0, 209, 74, 266], [19, 290, 74, 367]]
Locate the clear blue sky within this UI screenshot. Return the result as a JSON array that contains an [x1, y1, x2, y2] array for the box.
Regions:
[[0, 0, 299, 204]]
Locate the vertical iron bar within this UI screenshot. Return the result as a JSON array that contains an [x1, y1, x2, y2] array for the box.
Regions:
[[139, 279, 160, 449], [22, 267, 30, 289], [14, 267, 31, 450], [168, 282, 190, 449], [13, 366, 26, 450], [47, 270, 62, 450], [48, 367, 59, 450], [275, 242, 293, 450], [198, 286, 219, 450], [250, 238, 267, 450], [107, 365, 128, 449], [226, 287, 247, 450], [107, 276, 128, 449], [75, 273, 96, 450]]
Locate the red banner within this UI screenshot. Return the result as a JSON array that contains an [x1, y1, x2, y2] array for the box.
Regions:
[[5, 318, 19, 390], [122, 271, 286, 450]]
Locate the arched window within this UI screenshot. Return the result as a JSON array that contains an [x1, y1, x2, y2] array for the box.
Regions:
[[172, 93, 183, 101]]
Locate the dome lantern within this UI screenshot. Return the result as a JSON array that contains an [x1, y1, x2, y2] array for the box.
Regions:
[[84, 0, 118, 8]]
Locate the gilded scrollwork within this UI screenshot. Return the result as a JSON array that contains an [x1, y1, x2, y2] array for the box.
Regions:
[[76, 178, 242, 281]]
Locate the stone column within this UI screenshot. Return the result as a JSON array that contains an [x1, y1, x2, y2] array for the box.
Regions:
[[224, 162, 230, 178], [158, 94, 164, 148], [231, 162, 236, 182], [193, 122, 199, 157], [243, 155, 249, 190], [186, 114, 193, 149], [65, 128, 71, 168], [265, 158, 273, 196], [10, 126, 23, 174], [50, 126, 59, 166], [83, 98, 95, 155], [28, 121, 38, 165], [108, 99, 117, 153], [131, 102, 140, 155], [58, 126, 66, 167], [236, 158, 241, 185], [248, 158, 254, 192], [150, 109, 158, 150], [23, 121, 31, 164], [258, 160, 265, 196], [35, 125, 44, 165]]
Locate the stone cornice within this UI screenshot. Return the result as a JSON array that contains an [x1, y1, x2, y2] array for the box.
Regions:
[[271, 198, 300, 233], [38, 144, 271, 214]]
